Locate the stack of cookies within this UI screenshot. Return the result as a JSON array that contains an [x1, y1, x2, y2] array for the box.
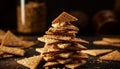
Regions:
[[38, 12, 89, 68]]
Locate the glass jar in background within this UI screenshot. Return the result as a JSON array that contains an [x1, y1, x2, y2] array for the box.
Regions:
[[17, 0, 46, 34], [93, 10, 119, 35]]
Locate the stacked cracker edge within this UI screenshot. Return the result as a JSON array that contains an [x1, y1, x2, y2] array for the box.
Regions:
[[38, 12, 89, 69]]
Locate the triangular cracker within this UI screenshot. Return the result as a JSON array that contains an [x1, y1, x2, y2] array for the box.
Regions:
[[1, 31, 23, 46], [17, 55, 43, 69], [52, 12, 78, 23], [0, 46, 25, 56], [38, 37, 60, 44], [43, 35, 88, 44], [71, 38, 89, 44], [103, 37, 120, 44], [81, 49, 112, 56], [93, 40, 120, 47], [99, 50, 120, 61], [1, 31, 35, 48]]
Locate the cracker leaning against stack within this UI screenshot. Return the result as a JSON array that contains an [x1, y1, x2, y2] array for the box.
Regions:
[[37, 12, 89, 69]]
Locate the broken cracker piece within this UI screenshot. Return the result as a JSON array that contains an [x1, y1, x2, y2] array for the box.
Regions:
[[99, 50, 120, 61], [17, 55, 43, 69]]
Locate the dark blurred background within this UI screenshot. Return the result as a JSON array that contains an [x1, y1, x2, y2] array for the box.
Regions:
[[0, 0, 119, 35]]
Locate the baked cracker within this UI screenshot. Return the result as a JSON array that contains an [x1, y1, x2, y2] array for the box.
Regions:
[[0, 46, 25, 56], [99, 50, 120, 61], [43, 35, 72, 41], [103, 37, 120, 44], [52, 12, 78, 23], [81, 49, 112, 56], [17, 55, 42, 69], [2, 31, 35, 48], [93, 40, 120, 47], [38, 37, 60, 44]]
